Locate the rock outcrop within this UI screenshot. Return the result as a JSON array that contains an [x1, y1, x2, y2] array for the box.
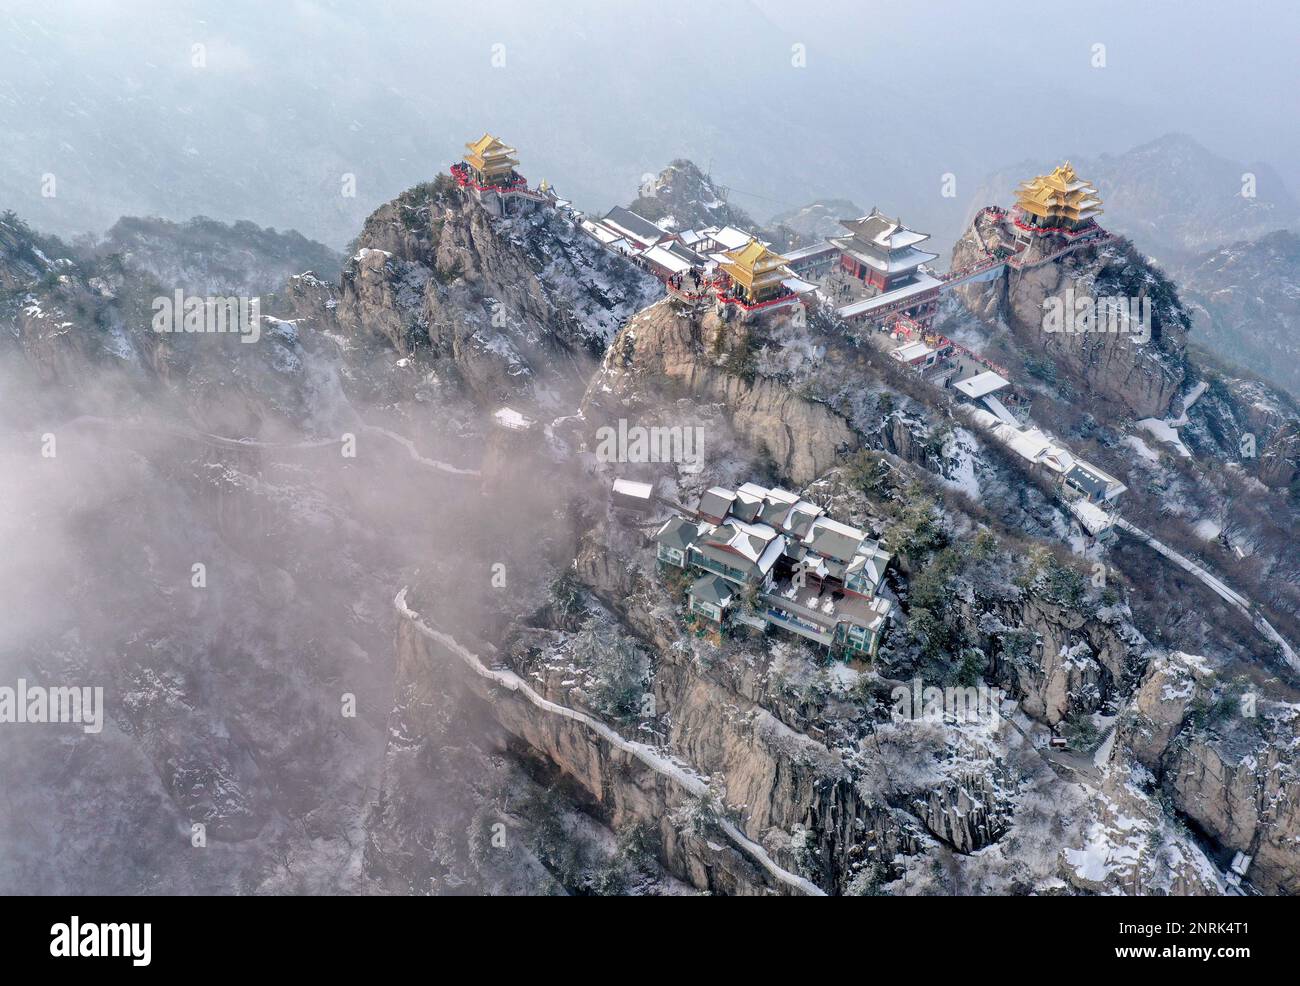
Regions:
[[583, 299, 857, 485], [952, 212, 1190, 418], [628, 160, 781, 242], [328, 177, 660, 410], [391, 574, 1053, 894], [1120, 651, 1300, 894], [979, 595, 1147, 726]]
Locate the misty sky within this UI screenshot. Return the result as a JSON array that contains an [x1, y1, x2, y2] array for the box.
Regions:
[[2, 0, 1297, 248]]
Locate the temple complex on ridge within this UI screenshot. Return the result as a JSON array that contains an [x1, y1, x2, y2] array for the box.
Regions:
[[1013, 162, 1103, 236], [444, 134, 1130, 562], [447, 133, 1109, 340]]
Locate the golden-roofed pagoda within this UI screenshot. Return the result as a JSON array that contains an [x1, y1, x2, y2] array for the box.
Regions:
[[463, 134, 520, 187], [719, 238, 791, 304], [1015, 162, 1103, 231]]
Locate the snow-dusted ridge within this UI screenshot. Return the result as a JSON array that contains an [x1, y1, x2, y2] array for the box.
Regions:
[[393, 587, 827, 896]]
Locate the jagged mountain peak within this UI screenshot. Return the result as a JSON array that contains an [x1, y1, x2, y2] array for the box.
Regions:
[[769, 198, 866, 242], [325, 175, 661, 411], [627, 158, 760, 234]]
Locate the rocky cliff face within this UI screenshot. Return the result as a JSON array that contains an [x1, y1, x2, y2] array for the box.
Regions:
[[393, 560, 1043, 894], [952, 214, 1190, 418], [392, 613, 810, 895], [387, 551, 1248, 900], [1121, 651, 1300, 894], [583, 300, 857, 485], [978, 593, 1146, 727], [379, 478, 1252, 896], [323, 177, 660, 411], [1177, 375, 1300, 490]]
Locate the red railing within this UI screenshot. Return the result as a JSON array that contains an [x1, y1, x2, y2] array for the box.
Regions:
[[449, 162, 545, 200], [656, 269, 806, 312], [1010, 209, 1104, 240], [933, 333, 1010, 379], [887, 314, 924, 339], [715, 289, 805, 312], [940, 255, 1004, 283]]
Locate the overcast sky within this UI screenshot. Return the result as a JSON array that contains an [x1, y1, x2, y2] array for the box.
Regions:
[[2, 0, 1296, 247]]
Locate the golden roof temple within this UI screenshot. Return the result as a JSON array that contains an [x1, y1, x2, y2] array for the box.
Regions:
[[1015, 162, 1103, 229], [463, 134, 520, 186], [719, 239, 791, 303]]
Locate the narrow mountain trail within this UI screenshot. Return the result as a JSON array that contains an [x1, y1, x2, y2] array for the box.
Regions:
[[62, 415, 482, 478], [1117, 518, 1299, 672], [394, 587, 828, 897]]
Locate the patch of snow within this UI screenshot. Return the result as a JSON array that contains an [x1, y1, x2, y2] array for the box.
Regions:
[[940, 428, 982, 500], [1065, 827, 1113, 882], [1193, 518, 1221, 541], [1122, 434, 1159, 462], [1136, 417, 1191, 458]]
